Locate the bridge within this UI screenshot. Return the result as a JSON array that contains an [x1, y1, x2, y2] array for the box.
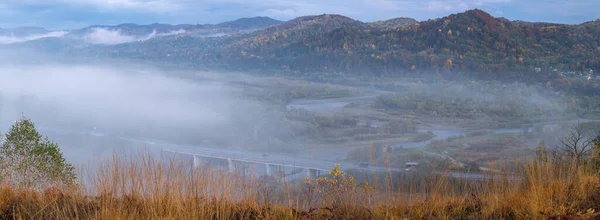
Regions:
[[35, 125, 400, 180], [159, 144, 399, 180]]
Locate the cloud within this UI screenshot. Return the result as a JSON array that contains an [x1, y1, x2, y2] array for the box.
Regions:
[[5, 0, 179, 13], [0, 31, 67, 44], [0, 0, 598, 29], [425, 0, 510, 12], [83, 27, 185, 45]]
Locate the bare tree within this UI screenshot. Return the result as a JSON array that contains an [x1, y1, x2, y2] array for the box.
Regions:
[[553, 123, 594, 167], [590, 135, 600, 172]]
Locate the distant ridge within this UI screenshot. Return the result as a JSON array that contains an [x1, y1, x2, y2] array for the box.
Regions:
[[3, 9, 600, 83], [217, 17, 283, 29], [0, 27, 53, 37]]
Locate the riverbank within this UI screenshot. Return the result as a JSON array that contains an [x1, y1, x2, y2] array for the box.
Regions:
[[281, 87, 600, 172]]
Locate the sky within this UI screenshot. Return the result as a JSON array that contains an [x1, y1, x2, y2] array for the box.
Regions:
[[0, 0, 598, 30]]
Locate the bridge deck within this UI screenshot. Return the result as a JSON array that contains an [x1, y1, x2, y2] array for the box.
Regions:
[[162, 144, 399, 173]]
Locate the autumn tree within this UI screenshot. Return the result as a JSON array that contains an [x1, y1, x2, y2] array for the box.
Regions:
[[0, 118, 76, 189], [444, 59, 453, 70]]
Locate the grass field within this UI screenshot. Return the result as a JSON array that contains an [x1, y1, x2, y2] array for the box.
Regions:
[[1, 151, 599, 219]]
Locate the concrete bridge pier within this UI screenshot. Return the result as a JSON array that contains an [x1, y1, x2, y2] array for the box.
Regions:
[[265, 163, 271, 176], [265, 164, 286, 178], [193, 155, 203, 168], [238, 163, 249, 179], [306, 168, 319, 178], [227, 158, 235, 172]]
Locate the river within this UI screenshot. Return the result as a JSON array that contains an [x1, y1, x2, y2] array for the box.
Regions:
[[285, 94, 575, 151]]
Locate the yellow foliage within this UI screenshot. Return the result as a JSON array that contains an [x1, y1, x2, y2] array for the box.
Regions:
[[444, 59, 453, 70], [447, 29, 452, 35]]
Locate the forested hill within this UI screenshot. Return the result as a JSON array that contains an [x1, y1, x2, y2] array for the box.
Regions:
[[69, 10, 599, 81]]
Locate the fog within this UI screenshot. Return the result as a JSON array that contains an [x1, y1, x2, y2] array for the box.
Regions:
[[388, 79, 569, 119], [0, 49, 590, 170], [0, 31, 68, 44], [0, 28, 187, 45], [0, 52, 268, 165], [83, 28, 186, 45]]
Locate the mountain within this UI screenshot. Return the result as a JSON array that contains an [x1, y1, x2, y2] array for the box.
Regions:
[[202, 9, 598, 80], [369, 18, 418, 29], [216, 17, 283, 29], [6, 10, 600, 84], [0, 16, 282, 46], [223, 14, 364, 52], [71, 17, 282, 38], [68, 23, 192, 36], [65, 9, 600, 81], [81, 14, 368, 67], [0, 27, 50, 37]]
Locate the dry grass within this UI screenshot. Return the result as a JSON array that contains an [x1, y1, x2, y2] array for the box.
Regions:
[[1, 152, 600, 219]]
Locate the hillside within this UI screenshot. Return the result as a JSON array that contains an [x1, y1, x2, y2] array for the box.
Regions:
[[369, 17, 418, 29], [4, 9, 599, 85], [79, 14, 368, 67], [73, 9, 598, 82], [0, 16, 282, 47], [0, 27, 51, 37], [67, 17, 283, 40]]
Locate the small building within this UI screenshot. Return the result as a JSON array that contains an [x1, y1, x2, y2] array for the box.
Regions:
[[534, 67, 541, 73]]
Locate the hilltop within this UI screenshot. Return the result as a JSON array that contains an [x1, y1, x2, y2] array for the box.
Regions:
[[217, 16, 283, 29], [69, 9, 598, 82], [0, 27, 51, 37], [3, 9, 600, 85]]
